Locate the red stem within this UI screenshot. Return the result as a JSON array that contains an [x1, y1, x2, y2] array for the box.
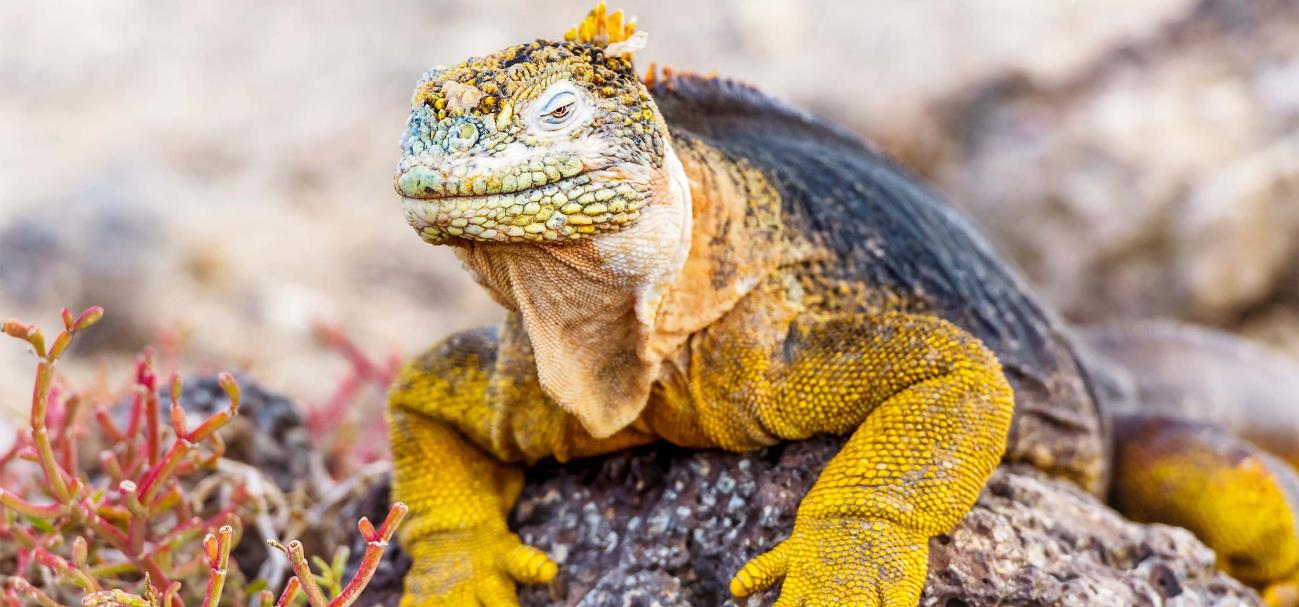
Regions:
[[123, 484, 146, 557], [162, 583, 181, 607], [185, 410, 234, 444], [125, 387, 143, 441], [310, 374, 361, 435], [318, 325, 384, 380], [329, 543, 383, 607], [200, 526, 232, 607], [78, 500, 131, 550], [55, 393, 81, 475], [145, 387, 159, 467], [275, 578, 302, 607], [138, 555, 181, 607], [99, 451, 125, 484], [374, 502, 407, 543], [94, 406, 126, 442], [290, 542, 328, 607], [327, 503, 407, 607], [4, 576, 67, 607], [137, 439, 190, 505], [157, 488, 246, 553]]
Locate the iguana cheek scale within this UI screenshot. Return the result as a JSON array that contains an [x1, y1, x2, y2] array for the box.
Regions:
[[386, 3, 1299, 606]]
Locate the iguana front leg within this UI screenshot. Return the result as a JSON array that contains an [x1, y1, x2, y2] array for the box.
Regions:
[[387, 408, 546, 606], [387, 319, 653, 607], [678, 309, 1014, 606]]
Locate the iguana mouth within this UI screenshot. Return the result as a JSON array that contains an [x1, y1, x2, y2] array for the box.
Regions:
[[395, 153, 589, 201], [399, 167, 651, 244]]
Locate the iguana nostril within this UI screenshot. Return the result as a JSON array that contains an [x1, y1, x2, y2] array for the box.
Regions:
[[396, 164, 442, 198]]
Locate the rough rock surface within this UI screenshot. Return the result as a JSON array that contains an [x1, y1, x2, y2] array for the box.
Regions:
[[352, 437, 1257, 606]]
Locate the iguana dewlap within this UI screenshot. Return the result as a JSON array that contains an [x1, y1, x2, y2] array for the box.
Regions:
[[385, 4, 1299, 606]]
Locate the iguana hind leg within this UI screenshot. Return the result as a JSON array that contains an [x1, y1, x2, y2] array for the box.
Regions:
[[1111, 413, 1299, 606], [387, 321, 653, 607]]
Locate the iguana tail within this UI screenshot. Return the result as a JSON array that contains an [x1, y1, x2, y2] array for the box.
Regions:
[[1080, 320, 1299, 606]]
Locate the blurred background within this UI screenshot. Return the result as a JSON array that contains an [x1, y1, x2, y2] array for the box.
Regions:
[[1, 0, 1297, 434]]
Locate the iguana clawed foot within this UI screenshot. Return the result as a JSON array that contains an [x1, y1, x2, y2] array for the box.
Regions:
[[731, 518, 928, 607], [401, 524, 557, 607]]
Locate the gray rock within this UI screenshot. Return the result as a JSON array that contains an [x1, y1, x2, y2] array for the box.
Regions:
[[353, 437, 1257, 606]]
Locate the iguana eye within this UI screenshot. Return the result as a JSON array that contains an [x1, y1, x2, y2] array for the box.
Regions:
[[547, 103, 572, 120], [539, 91, 579, 129]]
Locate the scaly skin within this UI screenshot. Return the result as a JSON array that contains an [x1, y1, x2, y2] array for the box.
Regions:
[[1087, 322, 1299, 606], [388, 3, 1299, 605], [387, 321, 654, 605], [389, 297, 1012, 607], [1112, 414, 1299, 607]]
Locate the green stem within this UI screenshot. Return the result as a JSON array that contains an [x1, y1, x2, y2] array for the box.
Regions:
[[85, 561, 138, 580], [30, 361, 72, 502], [0, 489, 64, 520]]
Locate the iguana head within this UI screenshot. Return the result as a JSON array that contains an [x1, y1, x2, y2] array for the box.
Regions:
[[395, 4, 696, 438], [395, 3, 668, 245]]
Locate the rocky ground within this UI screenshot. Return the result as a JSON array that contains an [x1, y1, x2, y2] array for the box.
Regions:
[[153, 371, 1293, 606], [341, 427, 1256, 606]]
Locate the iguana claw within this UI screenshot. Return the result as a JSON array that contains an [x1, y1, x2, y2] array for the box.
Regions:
[[401, 525, 557, 607], [732, 518, 927, 607]]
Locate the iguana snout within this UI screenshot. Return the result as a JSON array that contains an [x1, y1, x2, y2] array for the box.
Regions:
[[395, 36, 668, 246]]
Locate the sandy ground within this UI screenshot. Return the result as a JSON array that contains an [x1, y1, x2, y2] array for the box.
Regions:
[[2, 0, 1294, 442]]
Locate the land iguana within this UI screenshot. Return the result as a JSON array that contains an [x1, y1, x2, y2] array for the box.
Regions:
[[385, 4, 1299, 605]]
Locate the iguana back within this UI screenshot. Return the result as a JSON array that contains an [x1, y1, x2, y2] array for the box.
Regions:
[[652, 73, 1106, 490]]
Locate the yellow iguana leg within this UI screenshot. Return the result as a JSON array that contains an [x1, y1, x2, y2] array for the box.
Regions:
[[697, 311, 1014, 607], [387, 321, 653, 607], [1111, 413, 1299, 607], [388, 408, 543, 607]]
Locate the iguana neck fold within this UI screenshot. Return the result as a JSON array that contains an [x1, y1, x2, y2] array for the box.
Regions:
[[449, 136, 784, 438]]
